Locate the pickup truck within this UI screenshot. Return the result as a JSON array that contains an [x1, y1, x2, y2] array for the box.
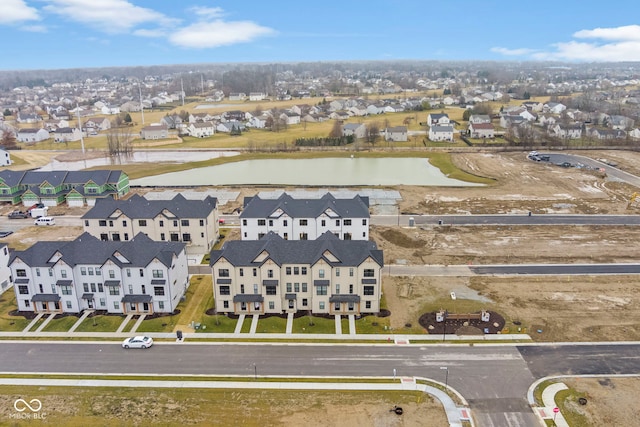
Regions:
[[8, 210, 29, 219]]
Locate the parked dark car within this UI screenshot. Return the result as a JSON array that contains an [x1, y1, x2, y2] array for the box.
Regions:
[[0, 231, 13, 238], [8, 210, 29, 219]]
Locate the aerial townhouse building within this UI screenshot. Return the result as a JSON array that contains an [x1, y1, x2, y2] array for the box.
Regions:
[[9, 233, 188, 315], [210, 232, 384, 316], [82, 194, 219, 254], [240, 193, 370, 241]]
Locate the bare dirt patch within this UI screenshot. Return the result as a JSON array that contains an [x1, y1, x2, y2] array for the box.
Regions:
[[560, 377, 640, 427]]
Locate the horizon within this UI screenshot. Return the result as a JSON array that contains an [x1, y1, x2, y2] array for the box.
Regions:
[[3, 1, 640, 71]]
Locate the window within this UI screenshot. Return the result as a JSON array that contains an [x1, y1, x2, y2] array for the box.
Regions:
[[365, 301, 371, 309], [122, 220, 127, 227], [83, 283, 89, 292], [294, 283, 300, 292], [319, 302, 325, 310], [109, 270, 115, 279], [268, 219, 273, 226], [319, 269, 325, 278], [242, 219, 247, 226], [99, 220, 107, 227], [344, 219, 352, 226], [240, 284, 245, 294], [91, 283, 96, 292], [286, 283, 292, 292], [301, 267, 307, 275], [100, 233, 108, 241], [128, 285, 133, 294], [335, 219, 340, 226], [364, 286, 375, 295], [286, 267, 291, 275], [84, 220, 89, 227], [61, 285, 72, 295], [98, 284, 103, 292], [348, 302, 354, 311], [61, 270, 67, 278], [100, 298, 106, 307], [49, 268, 53, 277], [200, 219, 204, 226], [363, 232, 366, 238], [181, 219, 190, 226], [88, 267, 94, 276], [267, 269, 273, 278], [294, 267, 299, 275], [335, 268, 340, 277], [18, 285, 29, 294], [154, 286, 165, 296], [160, 233, 165, 240], [108, 220, 114, 227], [258, 219, 266, 226], [289, 300, 294, 309], [258, 233, 265, 239], [269, 301, 275, 310], [141, 285, 146, 294], [80, 267, 87, 275], [219, 286, 230, 295], [113, 302, 119, 310], [336, 284, 340, 294], [223, 301, 229, 309], [283, 233, 288, 240], [344, 233, 352, 240], [158, 301, 164, 310], [362, 219, 367, 226], [124, 233, 129, 241], [299, 219, 307, 226], [127, 269, 131, 277], [253, 284, 258, 294], [302, 283, 307, 292], [182, 233, 191, 242], [159, 220, 164, 227], [253, 268, 257, 277], [171, 233, 179, 241], [302, 298, 308, 307], [349, 284, 353, 294], [173, 220, 178, 227], [349, 268, 354, 277], [364, 269, 375, 277], [266, 286, 276, 295], [95, 268, 101, 276], [321, 219, 326, 226], [51, 285, 55, 293], [239, 268, 244, 277], [138, 219, 147, 226], [153, 270, 163, 278], [283, 220, 288, 226], [66, 301, 72, 309], [139, 269, 144, 277], [36, 268, 40, 277], [109, 287, 119, 296], [299, 233, 308, 240], [316, 285, 327, 296]]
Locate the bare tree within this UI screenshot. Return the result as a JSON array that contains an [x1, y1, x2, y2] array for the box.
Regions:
[[106, 126, 133, 156], [365, 121, 380, 147], [0, 129, 17, 149], [329, 120, 342, 138]]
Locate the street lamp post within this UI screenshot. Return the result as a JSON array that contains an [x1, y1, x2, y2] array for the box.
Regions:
[[442, 311, 447, 342], [253, 363, 257, 380], [440, 366, 449, 390]]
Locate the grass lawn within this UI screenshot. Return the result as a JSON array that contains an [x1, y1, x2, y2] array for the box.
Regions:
[[240, 316, 252, 333], [197, 314, 237, 333], [136, 313, 180, 333], [120, 317, 136, 333], [42, 314, 80, 332], [255, 316, 287, 333], [291, 315, 335, 334], [355, 314, 391, 334], [73, 314, 125, 333], [341, 316, 350, 333], [0, 293, 32, 332]]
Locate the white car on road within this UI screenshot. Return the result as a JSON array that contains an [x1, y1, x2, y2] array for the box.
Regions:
[[122, 336, 153, 349]]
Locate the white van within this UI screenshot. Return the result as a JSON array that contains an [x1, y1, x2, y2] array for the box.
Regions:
[[34, 216, 55, 226]]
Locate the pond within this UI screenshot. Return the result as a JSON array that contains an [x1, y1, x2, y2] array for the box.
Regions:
[[130, 157, 484, 187]]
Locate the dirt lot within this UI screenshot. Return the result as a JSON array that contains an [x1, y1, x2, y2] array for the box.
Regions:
[[559, 377, 640, 426]]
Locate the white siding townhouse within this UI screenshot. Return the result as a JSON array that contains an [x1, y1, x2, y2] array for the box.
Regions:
[[82, 193, 219, 254], [240, 193, 370, 241], [0, 244, 12, 295], [0, 149, 10, 166], [210, 232, 384, 315], [10, 233, 188, 315]]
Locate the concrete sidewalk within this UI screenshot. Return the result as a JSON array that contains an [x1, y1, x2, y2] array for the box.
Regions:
[[0, 376, 471, 427]]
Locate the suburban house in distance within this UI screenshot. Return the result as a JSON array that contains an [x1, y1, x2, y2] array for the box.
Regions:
[[9, 233, 188, 315], [0, 244, 12, 295], [342, 123, 366, 139], [384, 126, 408, 142], [17, 128, 50, 143], [468, 122, 495, 139], [428, 124, 455, 142], [0, 149, 11, 166], [0, 169, 129, 206], [82, 193, 219, 254], [140, 124, 168, 140], [210, 232, 383, 315], [240, 192, 370, 241]]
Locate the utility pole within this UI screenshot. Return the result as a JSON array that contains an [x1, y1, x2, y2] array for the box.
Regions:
[[138, 82, 145, 125], [181, 78, 185, 106], [76, 103, 85, 154]]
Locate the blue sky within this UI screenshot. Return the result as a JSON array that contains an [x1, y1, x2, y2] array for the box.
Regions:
[[2, 0, 640, 70]]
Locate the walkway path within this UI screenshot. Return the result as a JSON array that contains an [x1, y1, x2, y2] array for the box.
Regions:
[[334, 315, 342, 335], [249, 314, 259, 334], [116, 314, 134, 333], [68, 310, 93, 333], [34, 313, 56, 333], [348, 315, 356, 335], [233, 314, 245, 334], [540, 382, 569, 427], [130, 314, 147, 333], [21, 313, 44, 333], [285, 313, 293, 334]]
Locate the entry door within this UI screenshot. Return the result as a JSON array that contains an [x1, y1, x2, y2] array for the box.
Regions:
[[88, 300, 94, 309], [143, 303, 149, 312]]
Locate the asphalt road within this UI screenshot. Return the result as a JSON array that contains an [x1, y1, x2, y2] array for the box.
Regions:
[[1, 341, 639, 427]]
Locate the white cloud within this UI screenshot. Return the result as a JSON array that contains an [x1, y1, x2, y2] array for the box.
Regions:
[[490, 47, 537, 56], [42, 0, 178, 33], [169, 20, 275, 49], [190, 6, 225, 19], [0, 0, 39, 24], [133, 28, 165, 38], [494, 25, 640, 62], [22, 25, 48, 33]]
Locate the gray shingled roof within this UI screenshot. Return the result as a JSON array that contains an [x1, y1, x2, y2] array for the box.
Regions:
[[0, 170, 124, 189], [10, 232, 185, 269], [82, 193, 217, 220], [240, 192, 369, 220], [210, 231, 383, 268]]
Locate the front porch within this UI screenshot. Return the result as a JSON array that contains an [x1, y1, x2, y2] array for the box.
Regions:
[[121, 294, 154, 314]]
